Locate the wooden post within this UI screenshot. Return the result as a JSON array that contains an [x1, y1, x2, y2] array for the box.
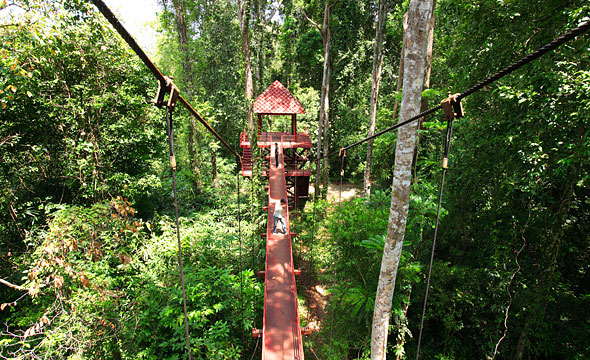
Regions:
[[291, 114, 297, 136]]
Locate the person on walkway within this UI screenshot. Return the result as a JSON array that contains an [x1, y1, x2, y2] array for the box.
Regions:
[[272, 198, 287, 234], [274, 143, 279, 168]]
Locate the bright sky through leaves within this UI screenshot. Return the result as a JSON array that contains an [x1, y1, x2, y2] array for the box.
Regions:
[[102, 0, 160, 55]]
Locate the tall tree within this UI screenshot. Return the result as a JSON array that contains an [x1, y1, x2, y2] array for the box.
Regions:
[[370, 0, 433, 357], [391, 13, 408, 124], [412, 0, 436, 178], [237, 0, 255, 138], [304, 0, 337, 197], [170, 0, 203, 190], [363, 0, 389, 197], [394, 3, 436, 357]]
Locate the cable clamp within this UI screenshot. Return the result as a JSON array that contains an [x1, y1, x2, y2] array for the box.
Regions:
[[152, 78, 169, 108], [166, 78, 180, 109], [152, 76, 180, 109], [440, 92, 465, 121]]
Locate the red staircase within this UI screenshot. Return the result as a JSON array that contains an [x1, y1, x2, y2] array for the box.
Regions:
[[241, 131, 253, 177], [242, 146, 253, 177]]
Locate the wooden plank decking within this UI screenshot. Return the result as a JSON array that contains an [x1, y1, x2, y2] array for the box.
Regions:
[[262, 142, 304, 360]]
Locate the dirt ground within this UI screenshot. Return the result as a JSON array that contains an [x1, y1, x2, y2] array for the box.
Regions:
[[309, 182, 362, 202], [298, 182, 362, 344]]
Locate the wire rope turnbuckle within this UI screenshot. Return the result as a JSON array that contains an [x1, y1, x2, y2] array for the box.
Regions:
[[152, 76, 180, 109], [440, 92, 464, 122], [157, 76, 180, 170], [338, 148, 347, 177], [440, 92, 461, 169]]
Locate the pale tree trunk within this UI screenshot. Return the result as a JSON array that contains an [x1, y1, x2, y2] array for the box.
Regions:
[[254, 0, 283, 100], [254, 0, 263, 95], [388, 13, 407, 173], [172, 0, 202, 190], [320, 63, 330, 193], [391, 13, 408, 122], [370, 0, 433, 358], [363, 0, 388, 197], [413, 0, 436, 178], [312, 0, 334, 198], [238, 0, 255, 138]]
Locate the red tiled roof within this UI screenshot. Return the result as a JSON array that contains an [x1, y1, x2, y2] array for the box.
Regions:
[[253, 80, 306, 114]]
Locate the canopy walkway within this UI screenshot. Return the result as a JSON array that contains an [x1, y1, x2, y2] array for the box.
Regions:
[[246, 81, 312, 359], [86, 1, 590, 358], [257, 142, 303, 359]]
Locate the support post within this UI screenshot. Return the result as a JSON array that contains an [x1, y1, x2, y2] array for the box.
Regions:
[[291, 114, 297, 136]]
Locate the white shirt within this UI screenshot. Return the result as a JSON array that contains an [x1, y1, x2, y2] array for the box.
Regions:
[[274, 202, 284, 217]]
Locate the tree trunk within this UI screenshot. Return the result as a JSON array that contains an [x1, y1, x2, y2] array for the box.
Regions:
[[370, 1, 433, 358], [172, 0, 202, 190], [212, 149, 218, 188], [238, 0, 255, 138], [187, 118, 202, 190], [320, 64, 330, 194], [389, 13, 408, 175], [391, 13, 408, 123], [363, 0, 388, 197], [412, 0, 436, 179], [254, 0, 264, 97], [315, 0, 333, 198]]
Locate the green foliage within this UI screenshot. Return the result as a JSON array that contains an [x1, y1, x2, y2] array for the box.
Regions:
[[308, 189, 425, 357], [408, 1, 590, 358], [2, 0, 590, 358], [0, 197, 262, 359], [0, 0, 166, 245]]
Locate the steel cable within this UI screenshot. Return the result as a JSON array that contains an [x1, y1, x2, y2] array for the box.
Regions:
[[314, 21, 590, 162], [415, 116, 454, 360], [237, 169, 245, 356], [90, 0, 241, 161], [328, 151, 346, 358], [166, 107, 192, 360]]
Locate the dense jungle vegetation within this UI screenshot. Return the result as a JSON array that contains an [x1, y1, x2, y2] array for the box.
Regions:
[[1, 0, 589, 359]]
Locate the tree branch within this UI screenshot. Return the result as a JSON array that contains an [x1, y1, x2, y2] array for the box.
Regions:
[[265, 0, 283, 23], [0, 278, 27, 291], [301, 8, 321, 32]]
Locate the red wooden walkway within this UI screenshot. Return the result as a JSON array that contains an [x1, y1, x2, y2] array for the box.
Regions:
[[262, 142, 304, 360]]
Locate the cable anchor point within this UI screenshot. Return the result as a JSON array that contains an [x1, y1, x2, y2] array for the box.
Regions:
[[152, 76, 180, 109], [440, 92, 465, 121]]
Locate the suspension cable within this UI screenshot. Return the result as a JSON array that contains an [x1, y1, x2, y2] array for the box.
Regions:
[[90, 0, 241, 161], [249, 336, 260, 360], [456, 20, 590, 100], [166, 107, 192, 360], [328, 149, 346, 357], [415, 115, 455, 360], [237, 168, 245, 355], [309, 186, 318, 268], [314, 20, 590, 162]]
